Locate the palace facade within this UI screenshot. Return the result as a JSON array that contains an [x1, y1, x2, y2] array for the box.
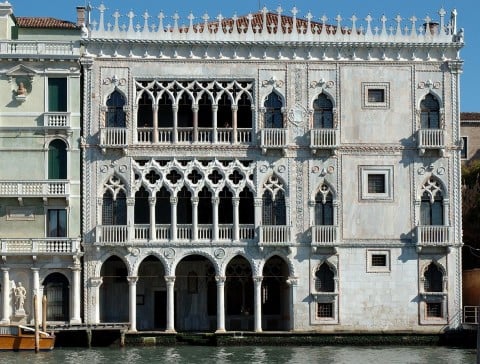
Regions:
[[0, 2, 465, 334]]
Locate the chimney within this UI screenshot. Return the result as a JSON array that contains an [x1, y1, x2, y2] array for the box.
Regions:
[[76, 6, 85, 27]]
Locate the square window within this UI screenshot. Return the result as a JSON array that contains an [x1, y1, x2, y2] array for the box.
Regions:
[[368, 89, 385, 103], [367, 250, 391, 273], [371, 254, 387, 267], [461, 136, 467, 159], [426, 302, 443, 318], [317, 302, 333, 318], [362, 82, 390, 109], [360, 166, 394, 201], [367, 174, 386, 194]]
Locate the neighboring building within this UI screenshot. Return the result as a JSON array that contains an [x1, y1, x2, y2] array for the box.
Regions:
[[0, 2, 82, 325], [460, 112, 480, 162], [80, 5, 465, 333]]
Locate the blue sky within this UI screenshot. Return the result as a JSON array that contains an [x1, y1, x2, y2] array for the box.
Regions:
[[9, 0, 479, 111]]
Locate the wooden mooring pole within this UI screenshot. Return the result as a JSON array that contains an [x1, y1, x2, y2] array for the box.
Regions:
[[34, 294, 39, 353], [42, 295, 47, 332]]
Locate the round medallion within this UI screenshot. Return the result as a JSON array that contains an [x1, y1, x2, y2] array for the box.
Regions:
[[164, 248, 175, 259], [214, 248, 225, 259]]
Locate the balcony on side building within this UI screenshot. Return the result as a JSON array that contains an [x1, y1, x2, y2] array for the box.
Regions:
[[0, 41, 80, 59], [309, 129, 338, 154], [95, 224, 256, 245], [415, 225, 451, 251], [0, 180, 70, 200], [43, 112, 71, 129], [311, 225, 339, 253], [136, 127, 253, 145], [417, 129, 445, 156], [0, 238, 81, 255], [260, 128, 288, 154]]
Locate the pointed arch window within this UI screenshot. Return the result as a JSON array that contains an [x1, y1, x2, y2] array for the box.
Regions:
[[237, 93, 252, 128], [262, 175, 286, 225], [102, 190, 127, 225], [178, 93, 193, 127], [423, 263, 443, 292], [314, 184, 333, 225], [158, 93, 174, 128], [313, 94, 333, 128], [106, 90, 126, 127], [315, 263, 335, 292], [218, 93, 232, 128], [420, 178, 444, 225], [48, 139, 67, 180], [264, 92, 283, 128], [137, 91, 153, 127], [420, 94, 440, 129]]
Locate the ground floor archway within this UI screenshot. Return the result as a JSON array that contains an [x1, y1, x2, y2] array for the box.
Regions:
[[100, 256, 128, 323], [43, 272, 69, 322]]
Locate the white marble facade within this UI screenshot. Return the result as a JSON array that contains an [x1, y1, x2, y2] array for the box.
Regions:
[[80, 6, 464, 333]]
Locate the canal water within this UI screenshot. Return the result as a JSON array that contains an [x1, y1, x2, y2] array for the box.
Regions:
[[0, 346, 476, 364]]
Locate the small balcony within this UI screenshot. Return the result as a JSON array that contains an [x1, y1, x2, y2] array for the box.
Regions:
[[415, 225, 451, 250], [0, 238, 81, 255], [258, 225, 292, 249], [0, 180, 69, 199], [43, 112, 70, 129], [0, 41, 80, 58], [417, 129, 445, 156], [260, 128, 288, 154], [310, 129, 338, 154], [311, 225, 339, 252], [100, 127, 128, 150]]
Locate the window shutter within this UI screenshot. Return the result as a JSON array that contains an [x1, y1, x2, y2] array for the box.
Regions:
[[48, 78, 67, 112]]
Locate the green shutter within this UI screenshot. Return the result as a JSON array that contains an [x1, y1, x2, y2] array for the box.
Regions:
[[48, 78, 67, 112], [48, 140, 67, 179]]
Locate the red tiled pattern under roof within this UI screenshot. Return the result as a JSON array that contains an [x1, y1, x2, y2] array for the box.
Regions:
[[461, 112, 480, 121], [16, 17, 78, 29]]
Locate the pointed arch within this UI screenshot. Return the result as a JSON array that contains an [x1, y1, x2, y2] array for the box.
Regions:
[[48, 139, 67, 179], [312, 92, 334, 128], [420, 176, 445, 226], [419, 92, 441, 129], [263, 91, 284, 128], [423, 261, 444, 292], [314, 262, 335, 292], [106, 89, 126, 127]]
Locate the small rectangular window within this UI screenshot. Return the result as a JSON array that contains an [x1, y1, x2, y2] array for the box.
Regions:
[[48, 78, 67, 112], [367, 174, 386, 194], [368, 89, 385, 103], [47, 209, 67, 237], [461, 137, 468, 159], [426, 302, 443, 318], [371, 254, 387, 267], [317, 302, 333, 318]]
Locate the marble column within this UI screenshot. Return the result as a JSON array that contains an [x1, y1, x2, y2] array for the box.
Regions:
[[192, 105, 198, 142], [32, 268, 40, 323], [232, 197, 240, 241], [192, 196, 199, 241], [127, 276, 138, 332], [231, 105, 238, 144], [212, 197, 219, 241], [286, 276, 299, 331], [126, 197, 135, 242], [70, 266, 81, 324], [215, 276, 226, 333], [170, 197, 177, 241], [149, 196, 156, 241], [253, 276, 263, 332], [212, 104, 218, 143], [89, 277, 103, 324], [1, 268, 10, 324], [165, 276, 176, 333], [152, 104, 159, 143], [254, 198, 263, 228], [172, 105, 178, 143]]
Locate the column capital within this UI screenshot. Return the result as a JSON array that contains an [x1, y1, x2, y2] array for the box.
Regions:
[[191, 196, 199, 205], [70, 265, 82, 272], [90, 277, 103, 287], [127, 276, 139, 285], [31, 267, 40, 273], [232, 197, 240, 205], [1, 267, 9, 272], [127, 197, 135, 206], [254, 198, 263, 207], [148, 197, 156, 206], [215, 275, 226, 284], [231, 105, 238, 111], [211, 197, 220, 205], [170, 197, 178, 205], [286, 276, 299, 286], [164, 275, 176, 284], [253, 276, 263, 284]]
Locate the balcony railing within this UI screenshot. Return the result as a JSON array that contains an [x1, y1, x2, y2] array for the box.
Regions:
[[95, 224, 256, 244], [463, 306, 480, 324], [0, 41, 79, 57], [43, 112, 70, 128], [135, 127, 252, 145], [417, 129, 445, 155], [415, 225, 451, 247], [100, 127, 128, 147], [260, 128, 288, 153], [310, 129, 338, 153], [259, 225, 292, 246], [311, 225, 338, 247], [0, 180, 69, 198], [0, 238, 80, 254]]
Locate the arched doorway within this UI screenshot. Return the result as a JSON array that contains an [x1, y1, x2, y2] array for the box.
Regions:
[[100, 256, 128, 323], [137, 256, 166, 330], [225, 256, 254, 331], [262, 256, 290, 331], [43, 273, 69, 322], [175, 255, 216, 331]]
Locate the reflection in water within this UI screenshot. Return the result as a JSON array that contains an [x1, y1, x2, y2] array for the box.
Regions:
[[0, 346, 475, 364]]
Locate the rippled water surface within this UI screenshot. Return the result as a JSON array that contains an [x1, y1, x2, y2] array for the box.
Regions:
[[1, 346, 476, 364]]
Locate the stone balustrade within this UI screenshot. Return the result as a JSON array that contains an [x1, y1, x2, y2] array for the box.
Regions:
[[0, 180, 69, 197], [100, 127, 128, 147], [0, 238, 80, 254], [259, 225, 292, 246], [310, 129, 338, 152], [311, 225, 338, 246], [260, 128, 288, 151], [0, 41, 79, 57], [43, 112, 70, 128], [415, 225, 451, 246]]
